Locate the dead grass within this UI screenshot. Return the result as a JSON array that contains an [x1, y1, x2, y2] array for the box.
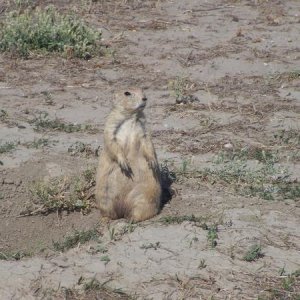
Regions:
[[28, 168, 96, 215], [257, 269, 300, 300]]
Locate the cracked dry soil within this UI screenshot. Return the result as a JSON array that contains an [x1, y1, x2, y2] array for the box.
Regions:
[[0, 0, 299, 299]]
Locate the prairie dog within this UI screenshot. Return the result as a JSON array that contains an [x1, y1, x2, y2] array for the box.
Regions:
[[95, 88, 161, 222]]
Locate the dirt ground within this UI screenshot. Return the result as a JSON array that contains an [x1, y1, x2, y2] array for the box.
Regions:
[[0, 0, 299, 299]]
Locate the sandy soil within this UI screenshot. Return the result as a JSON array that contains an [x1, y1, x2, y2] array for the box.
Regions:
[[0, 0, 299, 299]]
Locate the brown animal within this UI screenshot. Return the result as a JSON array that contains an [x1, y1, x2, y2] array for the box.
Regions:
[[95, 88, 161, 222]]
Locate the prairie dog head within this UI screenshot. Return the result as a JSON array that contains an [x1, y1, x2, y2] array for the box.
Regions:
[[114, 88, 147, 114]]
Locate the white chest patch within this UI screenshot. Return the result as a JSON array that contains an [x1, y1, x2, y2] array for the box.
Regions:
[[116, 119, 144, 147]]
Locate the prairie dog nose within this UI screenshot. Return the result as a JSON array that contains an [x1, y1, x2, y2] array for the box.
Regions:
[[142, 97, 147, 102]]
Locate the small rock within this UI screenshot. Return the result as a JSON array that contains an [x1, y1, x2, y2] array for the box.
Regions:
[[224, 143, 233, 149]]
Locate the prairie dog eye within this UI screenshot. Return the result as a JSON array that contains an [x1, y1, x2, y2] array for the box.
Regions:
[[124, 91, 131, 96]]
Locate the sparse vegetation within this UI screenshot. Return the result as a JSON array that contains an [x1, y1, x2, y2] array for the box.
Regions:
[[140, 242, 160, 250], [29, 168, 96, 215], [173, 148, 299, 201], [168, 76, 197, 103], [100, 255, 111, 265], [243, 244, 263, 262], [0, 109, 8, 121], [31, 112, 97, 133], [0, 250, 31, 260], [207, 225, 218, 248], [0, 1, 299, 298], [258, 269, 300, 299], [0, 5, 101, 58], [204, 150, 299, 200], [0, 141, 18, 154], [79, 277, 129, 299], [24, 138, 53, 149], [68, 141, 99, 157], [52, 228, 98, 252], [274, 129, 300, 147], [108, 226, 116, 241], [159, 215, 206, 226], [198, 259, 207, 269], [82, 277, 103, 291]]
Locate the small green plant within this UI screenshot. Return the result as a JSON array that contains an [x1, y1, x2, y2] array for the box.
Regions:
[[274, 129, 300, 146], [100, 255, 110, 265], [243, 244, 263, 262], [122, 221, 136, 234], [168, 76, 196, 102], [79, 276, 128, 298], [207, 225, 218, 248], [0, 109, 8, 121], [140, 242, 160, 250], [198, 259, 207, 269], [108, 226, 116, 241], [200, 149, 299, 200], [159, 214, 206, 226], [0, 250, 31, 260], [52, 228, 98, 252], [0, 5, 101, 58], [189, 236, 199, 247], [24, 138, 51, 149], [0, 141, 18, 154], [83, 277, 102, 291], [169, 76, 188, 100], [286, 70, 300, 80]]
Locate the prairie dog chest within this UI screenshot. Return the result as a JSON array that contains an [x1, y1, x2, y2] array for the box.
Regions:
[[116, 118, 145, 148]]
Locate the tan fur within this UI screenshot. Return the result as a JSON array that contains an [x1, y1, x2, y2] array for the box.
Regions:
[[95, 88, 161, 222]]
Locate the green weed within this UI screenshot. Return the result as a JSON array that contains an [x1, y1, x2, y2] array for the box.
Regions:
[[159, 215, 206, 226], [175, 148, 299, 201], [140, 242, 160, 250], [24, 138, 52, 149], [0, 5, 101, 58], [274, 129, 300, 146], [207, 225, 218, 248], [31, 112, 97, 133], [100, 255, 111, 265], [0, 250, 31, 260], [52, 228, 98, 252], [243, 244, 263, 262], [168, 76, 196, 102], [0, 109, 8, 121], [0, 141, 18, 154], [83, 277, 103, 291], [80, 277, 128, 298], [198, 259, 207, 269]]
